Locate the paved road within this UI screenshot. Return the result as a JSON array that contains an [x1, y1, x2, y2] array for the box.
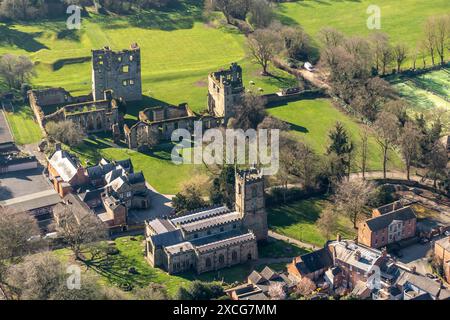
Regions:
[[268, 231, 321, 251]]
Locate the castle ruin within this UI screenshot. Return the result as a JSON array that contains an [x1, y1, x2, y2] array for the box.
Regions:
[[92, 43, 142, 102]]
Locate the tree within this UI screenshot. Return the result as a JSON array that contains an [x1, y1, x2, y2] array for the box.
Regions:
[[247, 0, 273, 28], [424, 17, 437, 66], [393, 43, 408, 73], [295, 277, 316, 298], [174, 281, 225, 300], [173, 179, 208, 214], [247, 28, 282, 75], [209, 165, 236, 208], [318, 27, 344, 48], [359, 128, 369, 180], [369, 32, 390, 74], [273, 22, 312, 61], [6, 252, 63, 300], [268, 282, 286, 300], [399, 121, 422, 181], [53, 207, 107, 260], [134, 283, 169, 300], [0, 207, 42, 299], [0, 54, 35, 89], [425, 141, 448, 188], [379, 41, 393, 75], [334, 179, 376, 229], [231, 91, 267, 130], [374, 111, 399, 179], [327, 122, 354, 180], [317, 205, 338, 240], [45, 121, 87, 146], [431, 15, 450, 65], [213, 0, 251, 23]]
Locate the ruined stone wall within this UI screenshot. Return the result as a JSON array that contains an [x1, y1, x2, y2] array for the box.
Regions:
[[92, 44, 142, 102]]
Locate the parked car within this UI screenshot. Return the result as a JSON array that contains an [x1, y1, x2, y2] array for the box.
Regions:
[[419, 238, 430, 245], [444, 230, 450, 237]]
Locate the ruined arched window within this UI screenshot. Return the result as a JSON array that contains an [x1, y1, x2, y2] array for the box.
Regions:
[[247, 253, 252, 261], [96, 116, 102, 130], [206, 258, 212, 268], [219, 254, 225, 265], [232, 251, 238, 262]]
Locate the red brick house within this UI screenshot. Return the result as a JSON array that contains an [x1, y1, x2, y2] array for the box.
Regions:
[[358, 204, 417, 249]]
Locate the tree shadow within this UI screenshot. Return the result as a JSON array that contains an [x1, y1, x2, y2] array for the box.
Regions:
[[94, 0, 205, 31], [0, 25, 49, 52]]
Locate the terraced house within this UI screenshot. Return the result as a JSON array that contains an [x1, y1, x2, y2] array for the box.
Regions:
[[145, 168, 267, 274]]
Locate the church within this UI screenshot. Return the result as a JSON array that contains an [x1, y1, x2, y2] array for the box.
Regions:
[[145, 168, 268, 274]]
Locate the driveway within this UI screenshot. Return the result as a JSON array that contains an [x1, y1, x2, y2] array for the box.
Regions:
[[398, 242, 433, 275], [127, 182, 174, 225]]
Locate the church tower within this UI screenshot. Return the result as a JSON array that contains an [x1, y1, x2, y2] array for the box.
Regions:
[[235, 168, 268, 241]]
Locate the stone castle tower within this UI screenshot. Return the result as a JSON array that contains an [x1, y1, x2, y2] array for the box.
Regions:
[[207, 62, 244, 123], [235, 168, 268, 241], [92, 43, 142, 102]]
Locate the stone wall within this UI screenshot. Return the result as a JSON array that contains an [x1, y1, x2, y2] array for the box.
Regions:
[[92, 44, 142, 102]]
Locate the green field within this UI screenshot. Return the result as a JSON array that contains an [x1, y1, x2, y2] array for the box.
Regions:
[[268, 98, 403, 171], [390, 68, 450, 113], [4, 104, 42, 145], [276, 0, 450, 67], [0, 1, 295, 113], [268, 198, 356, 246]]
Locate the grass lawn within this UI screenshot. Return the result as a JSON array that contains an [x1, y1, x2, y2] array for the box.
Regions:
[[0, 1, 296, 114], [276, 0, 450, 67], [268, 198, 356, 247], [54, 236, 290, 297], [4, 104, 42, 145], [67, 137, 202, 195], [268, 98, 404, 171], [258, 238, 310, 259], [389, 67, 450, 114]]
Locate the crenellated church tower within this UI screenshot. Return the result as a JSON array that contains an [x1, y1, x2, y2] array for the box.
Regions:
[[235, 168, 268, 241]]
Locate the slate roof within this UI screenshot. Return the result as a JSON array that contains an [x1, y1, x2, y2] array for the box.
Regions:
[[170, 205, 230, 225], [294, 247, 333, 275], [248, 271, 264, 285], [260, 266, 279, 281], [180, 212, 241, 233], [150, 230, 184, 248], [195, 232, 255, 254], [148, 218, 176, 234], [80, 188, 104, 202], [128, 172, 145, 184], [365, 206, 416, 232]]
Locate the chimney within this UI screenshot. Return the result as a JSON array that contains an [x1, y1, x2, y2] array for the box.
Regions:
[[336, 233, 342, 243], [55, 143, 61, 151], [355, 251, 361, 261]]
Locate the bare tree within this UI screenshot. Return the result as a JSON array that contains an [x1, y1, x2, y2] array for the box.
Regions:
[[379, 42, 394, 75], [0, 54, 35, 89], [247, 28, 282, 75], [6, 252, 63, 300], [317, 205, 338, 240], [393, 43, 408, 73], [53, 207, 107, 260], [232, 91, 267, 130], [433, 15, 450, 65], [359, 128, 369, 180], [424, 17, 437, 66], [334, 179, 376, 229], [134, 283, 170, 300], [318, 27, 344, 48], [374, 111, 399, 179], [45, 121, 87, 146], [295, 277, 316, 298], [0, 207, 42, 299], [369, 32, 389, 74], [399, 122, 423, 181], [268, 282, 286, 300], [426, 141, 448, 188]]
